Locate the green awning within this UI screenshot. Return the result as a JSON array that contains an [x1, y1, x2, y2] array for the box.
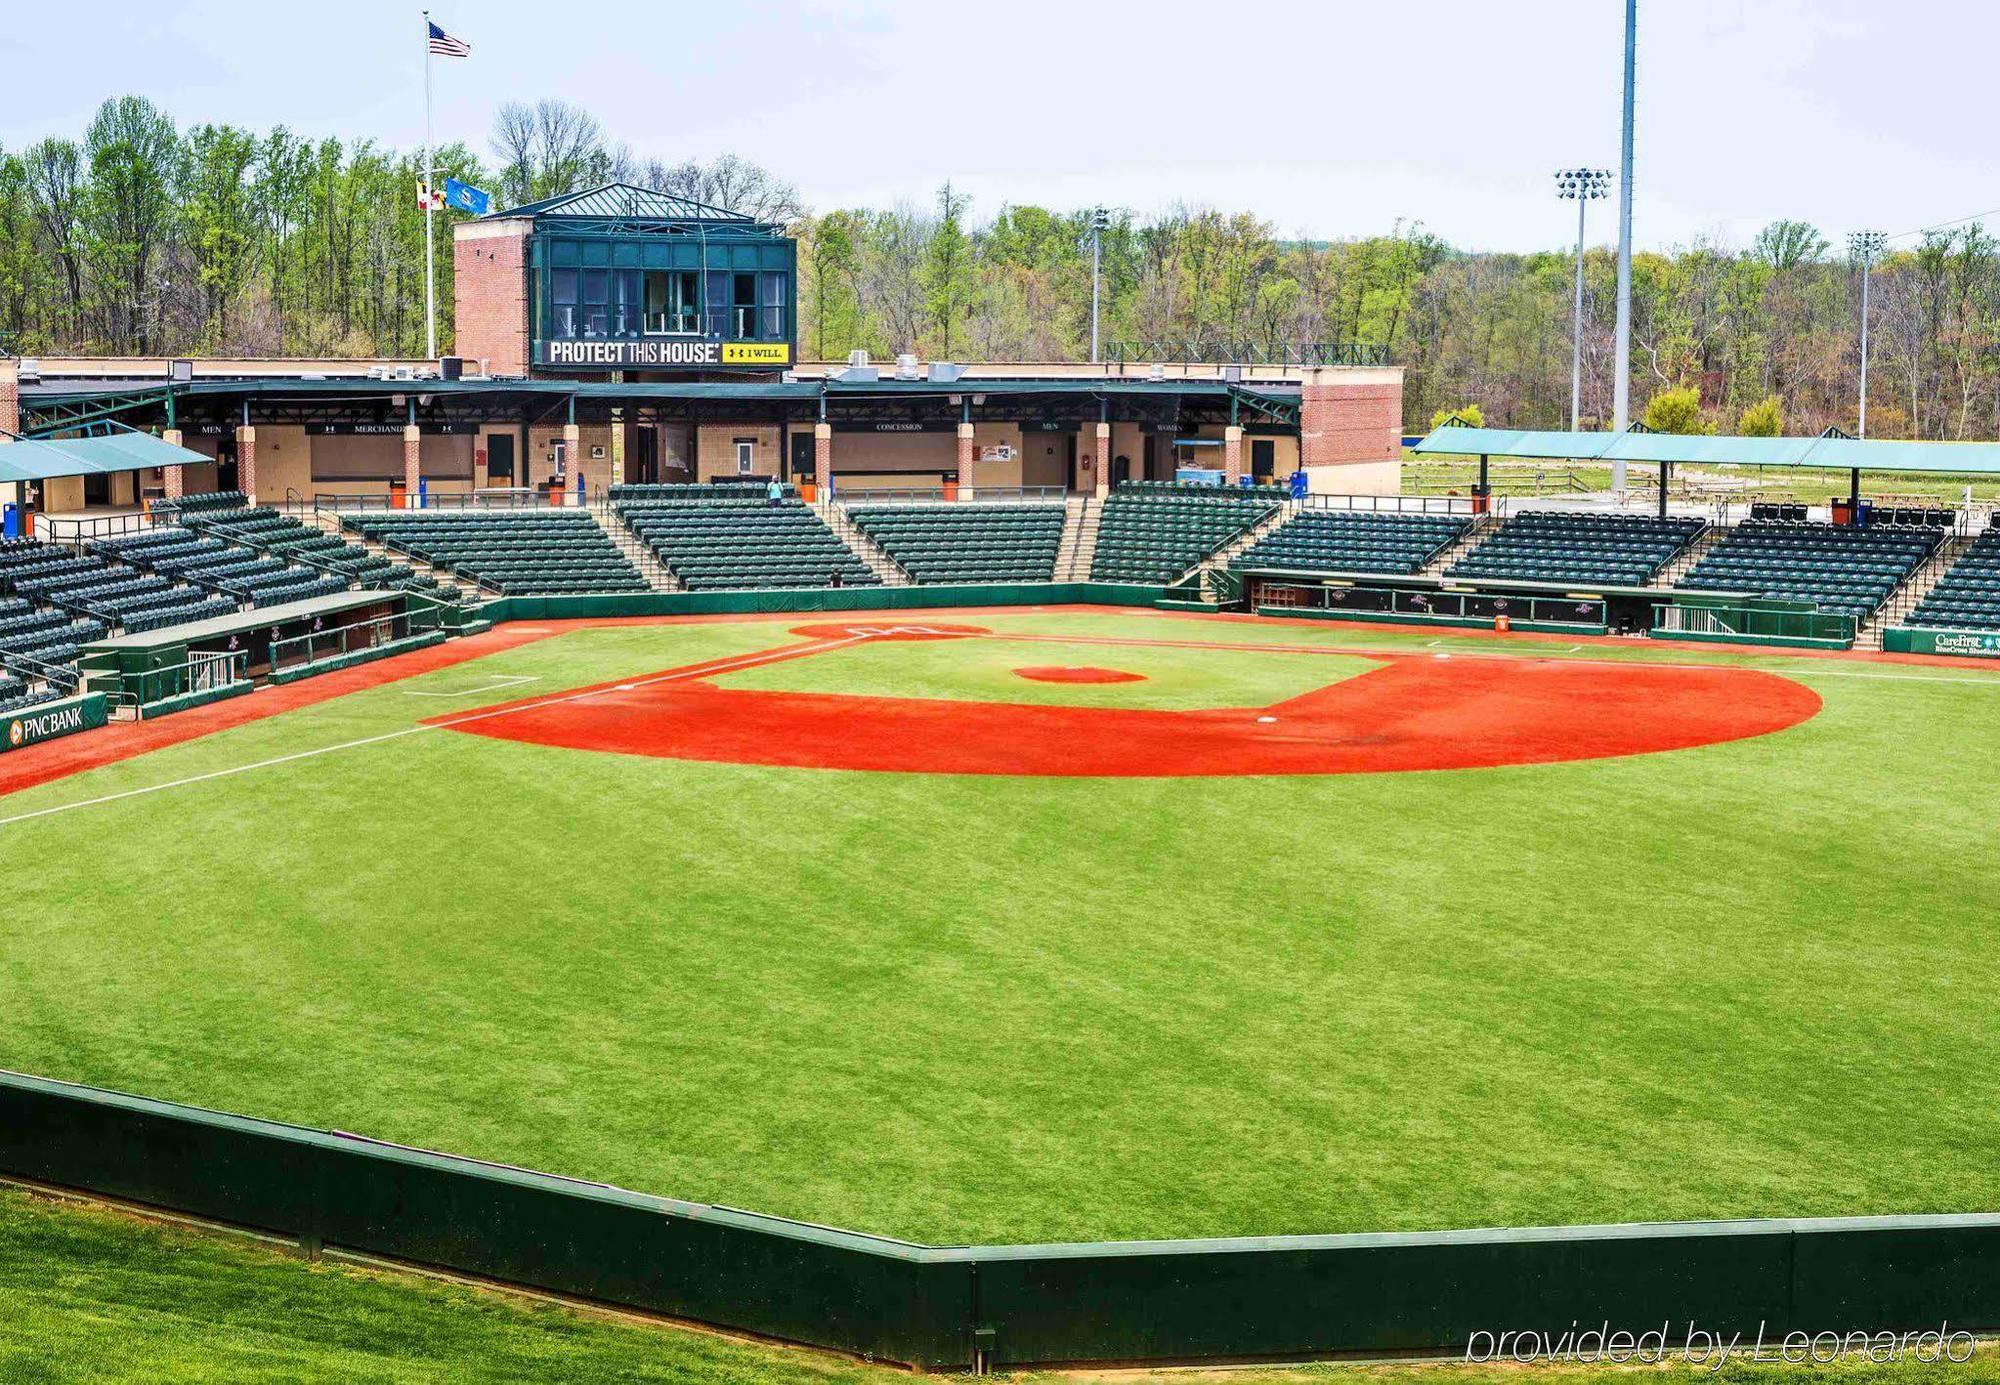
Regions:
[[0, 431, 208, 485], [1414, 425, 2000, 476]]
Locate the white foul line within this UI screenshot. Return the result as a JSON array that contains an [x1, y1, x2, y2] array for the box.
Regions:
[[400, 674, 541, 699], [0, 634, 874, 831]]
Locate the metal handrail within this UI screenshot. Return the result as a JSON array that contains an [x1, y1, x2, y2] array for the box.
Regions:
[[1301, 492, 1481, 516]]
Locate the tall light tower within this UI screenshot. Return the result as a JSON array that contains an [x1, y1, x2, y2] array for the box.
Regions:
[[1555, 169, 1611, 432], [1847, 230, 1887, 438], [1089, 207, 1112, 365], [1611, 0, 1638, 493]]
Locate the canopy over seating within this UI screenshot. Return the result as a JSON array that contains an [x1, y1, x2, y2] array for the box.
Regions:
[[0, 429, 208, 485], [1415, 425, 2000, 477]]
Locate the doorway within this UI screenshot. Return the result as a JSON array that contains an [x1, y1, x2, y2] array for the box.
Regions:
[[636, 427, 659, 483], [790, 430, 816, 484], [486, 433, 516, 485], [1251, 439, 1276, 483]]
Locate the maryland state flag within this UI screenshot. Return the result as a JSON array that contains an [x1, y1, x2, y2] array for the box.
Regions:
[[415, 183, 445, 212]]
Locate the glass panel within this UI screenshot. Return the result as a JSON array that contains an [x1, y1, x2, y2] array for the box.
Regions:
[[549, 239, 579, 267], [731, 273, 757, 339], [581, 240, 611, 267], [551, 269, 578, 339], [581, 269, 609, 338], [761, 272, 787, 340], [706, 270, 730, 337], [613, 269, 641, 337]]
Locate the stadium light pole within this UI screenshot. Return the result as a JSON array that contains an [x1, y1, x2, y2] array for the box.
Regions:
[[1611, 0, 1637, 493], [1848, 230, 1887, 438], [1555, 169, 1611, 432], [1089, 207, 1111, 365]]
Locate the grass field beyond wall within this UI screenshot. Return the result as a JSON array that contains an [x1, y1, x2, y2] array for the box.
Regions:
[[1, 611, 1997, 1246]]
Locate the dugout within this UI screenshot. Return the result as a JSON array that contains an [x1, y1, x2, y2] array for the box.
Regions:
[[78, 590, 416, 715], [1240, 567, 1755, 635]]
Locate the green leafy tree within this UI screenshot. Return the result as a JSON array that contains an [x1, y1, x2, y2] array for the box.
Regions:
[[1642, 384, 1715, 435], [1738, 394, 1785, 436], [1429, 403, 1484, 429], [922, 181, 972, 358]]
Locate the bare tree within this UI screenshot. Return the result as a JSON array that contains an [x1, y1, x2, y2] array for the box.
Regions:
[[489, 100, 616, 207], [640, 153, 804, 225]]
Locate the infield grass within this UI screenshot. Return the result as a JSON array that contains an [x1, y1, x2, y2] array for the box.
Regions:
[[1, 610, 1997, 1246]]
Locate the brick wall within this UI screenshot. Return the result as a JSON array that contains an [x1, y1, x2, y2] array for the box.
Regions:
[[453, 219, 532, 376], [1299, 368, 1403, 469]]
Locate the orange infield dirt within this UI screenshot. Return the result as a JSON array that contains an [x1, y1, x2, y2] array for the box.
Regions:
[[1013, 666, 1147, 684], [437, 624, 1823, 778]]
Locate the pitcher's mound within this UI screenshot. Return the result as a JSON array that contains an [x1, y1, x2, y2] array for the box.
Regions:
[[1013, 666, 1146, 684]]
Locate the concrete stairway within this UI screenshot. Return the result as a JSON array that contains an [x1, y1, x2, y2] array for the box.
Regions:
[[588, 502, 680, 592], [1193, 502, 1296, 582], [1854, 532, 1971, 650], [821, 502, 910, 585], [1650, 524, 1728, 588], [1055, 495, 1101, 581], [1419, 510, 1503, 579]]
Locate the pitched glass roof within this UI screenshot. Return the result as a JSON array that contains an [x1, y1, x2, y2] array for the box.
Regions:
[[493, 182, 757, 224]]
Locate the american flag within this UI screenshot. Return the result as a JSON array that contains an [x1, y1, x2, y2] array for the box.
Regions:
[[427, 21, 470, 57]]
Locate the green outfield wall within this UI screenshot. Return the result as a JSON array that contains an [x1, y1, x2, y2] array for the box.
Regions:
[[468, 581, 1172, 625], [2, 1071, 1997, 1370]]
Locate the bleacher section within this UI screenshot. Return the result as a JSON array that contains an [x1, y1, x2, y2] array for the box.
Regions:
[[613, 485, 876, 591], [344, 510, 647, 595], [848, 503, 1064, 583], [1906, 527, 2000, 632], [177, 506, 450, 599], [1677, 520, 1945, 619], [1090, 485, 1280, 584], [1447, 511, 1705, 587], [94, 516, 343, 610], [0, 538, 227, 654], [1232, 510, 1470, 576]]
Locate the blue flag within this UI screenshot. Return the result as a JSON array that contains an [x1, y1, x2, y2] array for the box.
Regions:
[[443, 178, 490, 216]]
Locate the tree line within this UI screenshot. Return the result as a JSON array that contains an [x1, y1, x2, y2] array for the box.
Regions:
[[2, 96, 1994, 439]]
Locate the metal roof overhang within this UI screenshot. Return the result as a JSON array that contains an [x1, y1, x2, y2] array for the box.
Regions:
[[1415, 425, 2000, 476], [25, 377, 1262, 432], [0, 431, 209, 484]]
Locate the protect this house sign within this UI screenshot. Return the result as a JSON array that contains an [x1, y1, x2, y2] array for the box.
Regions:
[[539, 340, 792, 368]]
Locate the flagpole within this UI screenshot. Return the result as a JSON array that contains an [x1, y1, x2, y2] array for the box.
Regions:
[[423, 9, 437, 360]]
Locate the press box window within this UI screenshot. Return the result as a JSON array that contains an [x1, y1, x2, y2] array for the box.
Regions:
[[761, 272, 786, 339], [643, 270, 700, 334], [731, 274, 757, 339], [551, 270, 578, 338], [735, 439, 755, 474]]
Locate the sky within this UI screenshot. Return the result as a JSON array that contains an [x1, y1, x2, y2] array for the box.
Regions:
[[0, 0, 1990, 254]]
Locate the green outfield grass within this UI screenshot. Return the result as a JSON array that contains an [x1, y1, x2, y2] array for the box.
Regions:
[[1, 611, 1998, 1247], [10, 1186, 1992, 1385]]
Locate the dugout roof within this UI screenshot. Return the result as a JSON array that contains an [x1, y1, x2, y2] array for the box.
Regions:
[[1416, 425, 2000, 476]]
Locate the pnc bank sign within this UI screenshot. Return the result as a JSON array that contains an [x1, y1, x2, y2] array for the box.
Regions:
[[538, 339, 792, 369]]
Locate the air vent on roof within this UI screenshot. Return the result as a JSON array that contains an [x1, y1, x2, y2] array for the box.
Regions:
[[846, 350, 871, 369], [1221, 364, 1244, 383], [928, 362, 967, 383], [894, 354, 920, 381]]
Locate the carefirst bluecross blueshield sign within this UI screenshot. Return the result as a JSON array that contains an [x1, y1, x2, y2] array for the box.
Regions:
[[535, 339, 791, 369], [1883, 627, 2000, 658], [1, 694, 108, 755]]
